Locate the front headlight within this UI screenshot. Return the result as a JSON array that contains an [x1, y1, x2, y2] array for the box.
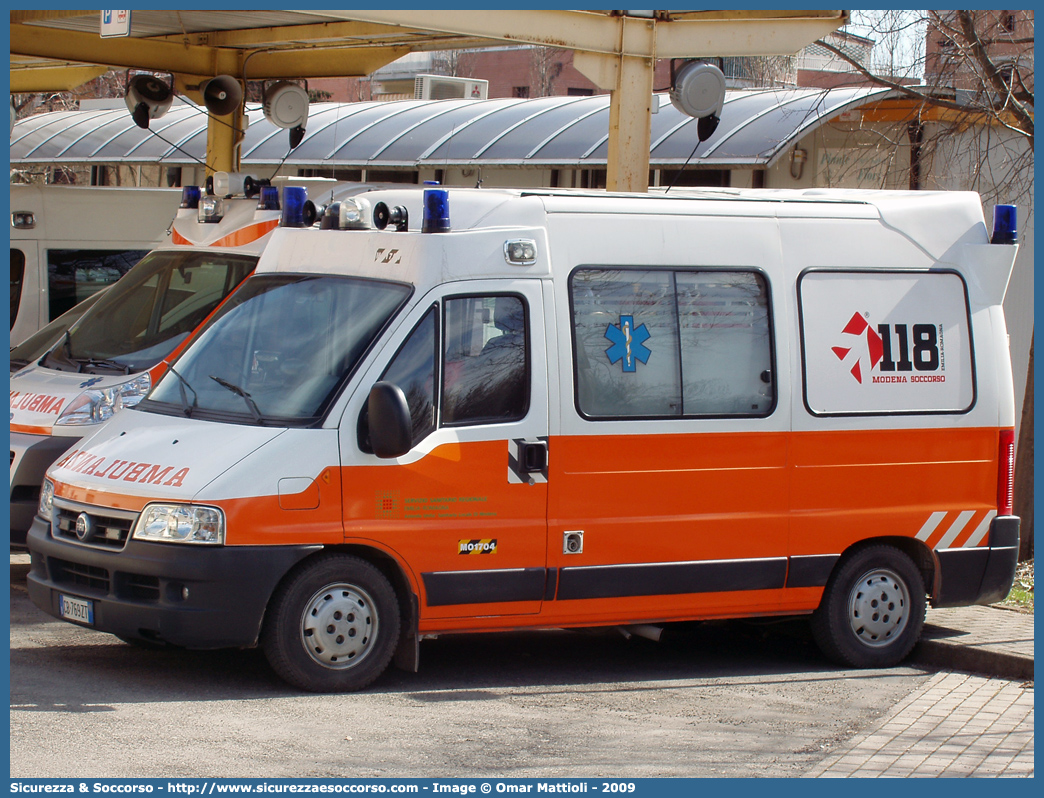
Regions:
[[133, 503, 224, 545], [38, 478, 55, 522], [54, 373, 151, 426]]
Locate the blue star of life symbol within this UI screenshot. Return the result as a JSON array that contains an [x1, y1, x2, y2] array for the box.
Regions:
[[605, 315, 651, 373], [79, 377, 104, 389]]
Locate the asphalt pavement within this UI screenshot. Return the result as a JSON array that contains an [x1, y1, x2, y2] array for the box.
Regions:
[[9, 554, 1034, 777]]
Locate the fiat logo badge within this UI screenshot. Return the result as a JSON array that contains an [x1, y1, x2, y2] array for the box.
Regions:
[[74, 512, 93, 541]]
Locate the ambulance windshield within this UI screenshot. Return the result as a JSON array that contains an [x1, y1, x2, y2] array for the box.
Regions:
[[41, 250, 257, 374], [141, 274, 411, 426]]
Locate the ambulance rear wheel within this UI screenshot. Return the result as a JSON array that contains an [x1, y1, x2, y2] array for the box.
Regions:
[[262, 554, 400, 692], [811, 545, 926, 669]]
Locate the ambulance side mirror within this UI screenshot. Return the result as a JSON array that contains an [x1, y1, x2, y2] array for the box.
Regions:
[[368, 381, 413, 459]]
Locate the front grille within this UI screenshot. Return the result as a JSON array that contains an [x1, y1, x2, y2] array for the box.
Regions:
[[51, 557, 110, 593], [122, 574, 161, 601], [52, 498, 138, 551]]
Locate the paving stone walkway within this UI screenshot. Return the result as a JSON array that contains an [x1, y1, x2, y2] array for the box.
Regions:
[[807, 671, 1034, 777]]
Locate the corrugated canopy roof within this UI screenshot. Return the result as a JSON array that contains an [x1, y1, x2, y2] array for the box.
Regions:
[[10, 86, 893, 171]]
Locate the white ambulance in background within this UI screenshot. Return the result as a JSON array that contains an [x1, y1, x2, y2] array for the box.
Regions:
[[10, 184, 182, 345], [9, 176, 375, 547], [25, 185, 1021, 693]]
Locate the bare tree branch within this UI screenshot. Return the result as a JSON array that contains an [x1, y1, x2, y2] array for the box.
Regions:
[[956, 10, 1034, 143]]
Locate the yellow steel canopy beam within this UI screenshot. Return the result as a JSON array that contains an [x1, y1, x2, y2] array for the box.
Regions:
[[10, 64, 108, 92], [11, 23, 411, 81], [311, 9, 848, 59]]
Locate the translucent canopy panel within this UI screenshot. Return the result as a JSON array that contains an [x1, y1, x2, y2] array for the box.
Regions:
[[11, 87, 892, 170]]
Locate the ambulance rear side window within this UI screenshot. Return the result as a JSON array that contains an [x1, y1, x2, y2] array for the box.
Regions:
[[570, 268, 774, 419]]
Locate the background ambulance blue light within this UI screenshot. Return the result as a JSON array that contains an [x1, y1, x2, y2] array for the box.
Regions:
[[179, 186, 200, 209], [280, 186, 307, 227], [258, 185, 280, 211]]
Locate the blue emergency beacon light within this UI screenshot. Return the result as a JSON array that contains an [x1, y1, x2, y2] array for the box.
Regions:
[[281, 186, 308, 227], [422, 188, 451, 233], [991, 204, 1017, 245]]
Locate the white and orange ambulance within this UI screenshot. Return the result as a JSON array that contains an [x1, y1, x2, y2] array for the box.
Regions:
[[9, 176, 369, 547], [26, 186, 1021, 692]]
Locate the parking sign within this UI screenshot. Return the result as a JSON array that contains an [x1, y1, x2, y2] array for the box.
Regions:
[[100, 10, 131, 38]]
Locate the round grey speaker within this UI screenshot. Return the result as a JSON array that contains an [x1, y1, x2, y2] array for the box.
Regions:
[[669, 61, 726, 119]]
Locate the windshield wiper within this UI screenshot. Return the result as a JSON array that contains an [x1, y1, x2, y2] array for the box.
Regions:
[[52, 333, 132, 374], [167, 365, 198, 417], [209, 375, 265, 424], [41, 331, 79, 372], [79, 357, 132, 375]]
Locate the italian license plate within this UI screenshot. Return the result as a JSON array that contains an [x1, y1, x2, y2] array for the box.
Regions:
[[59, 594, 94, 625]]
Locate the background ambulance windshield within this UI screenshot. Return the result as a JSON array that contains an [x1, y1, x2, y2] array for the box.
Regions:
[[10, 290, 105, 372], [41, 250, 256, 374], [144, 275, 411, 425]]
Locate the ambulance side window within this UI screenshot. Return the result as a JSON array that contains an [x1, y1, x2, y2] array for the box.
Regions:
[[11, 249, 26, 329], [361, 295, 529, 452], [46, 248, 149, 320], [442, 295, 529, 425], [571, 268, 774, 418], [677, 272, 774, 415], [380, 307, 438, 445]]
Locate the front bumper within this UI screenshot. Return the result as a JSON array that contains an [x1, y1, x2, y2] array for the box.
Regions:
[[9, 431, 78, 548], [933, 516, 1021, 607], [26, 515, 320, 648]]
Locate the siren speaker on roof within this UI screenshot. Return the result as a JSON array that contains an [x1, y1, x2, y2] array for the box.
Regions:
[[201, 75, 243, 117], [125, 72, 173, 129]]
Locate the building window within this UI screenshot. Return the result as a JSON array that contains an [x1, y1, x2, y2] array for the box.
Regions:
[[361, 170, 418, 184], [1002, 11, 1017, 33], [513, 86, 531, 98], [567, 87, 594, 96]]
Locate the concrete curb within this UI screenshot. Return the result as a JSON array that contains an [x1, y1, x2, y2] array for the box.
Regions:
[[911, 638, 1034, 681], [910, 605, 1035, 682]]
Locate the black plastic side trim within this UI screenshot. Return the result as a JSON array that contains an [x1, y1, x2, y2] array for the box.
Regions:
[[556, 557, 788, 601], [421, 567, 546, 606], [543, 567, 559, 601], [786, 554, 840, 588]]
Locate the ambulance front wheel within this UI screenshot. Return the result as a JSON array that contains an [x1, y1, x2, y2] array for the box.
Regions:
[[262, 554, 401, 692], [811, 545, 926, 669]]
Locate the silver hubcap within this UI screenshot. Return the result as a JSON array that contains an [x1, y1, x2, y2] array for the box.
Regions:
[[848, 568, 909, 648], [300, 583, 377, 669]]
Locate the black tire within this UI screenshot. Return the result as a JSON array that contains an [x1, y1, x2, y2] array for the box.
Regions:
[[261, 554, 400, 692], [811, 544, 926, 669]]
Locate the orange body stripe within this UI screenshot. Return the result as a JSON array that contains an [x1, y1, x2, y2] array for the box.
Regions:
[[11, 423, 53, 436], [171, 219, 278, 248], [54, 482, 152, 513]]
